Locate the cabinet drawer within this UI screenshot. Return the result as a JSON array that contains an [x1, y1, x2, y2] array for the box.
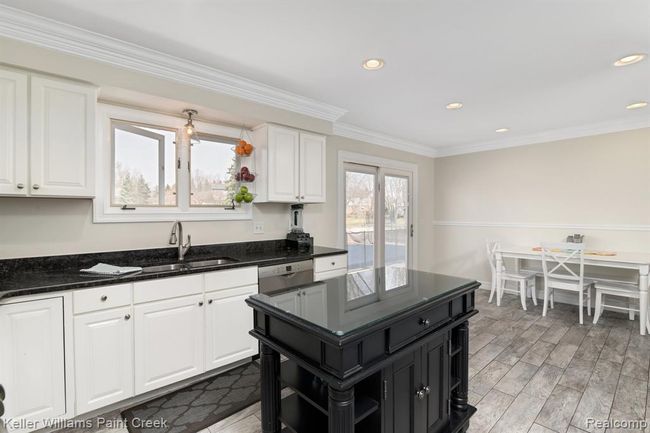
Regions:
[[387, 304, 450, 353], [134, 274, 203, 304], [74, 284, 132, 314], [314, 268, 347, 282], [314, 254, 347, 273], [204, 266, 258, 292]]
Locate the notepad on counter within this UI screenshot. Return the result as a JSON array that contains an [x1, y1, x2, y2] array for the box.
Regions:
[[80, 263, 143, 276]]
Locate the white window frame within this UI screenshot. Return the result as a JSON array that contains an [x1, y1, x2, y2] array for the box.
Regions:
[[337, 150, 418, 270], [94, 103, 253, 223]]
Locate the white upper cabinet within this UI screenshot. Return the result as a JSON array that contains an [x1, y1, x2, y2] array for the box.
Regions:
[[253, 124, 326, 203], [0, 68, 28, 196], [299, 132, 326, 203], [30, 75, 96, 197], [267, 125, 300, 202], [0, 66, 96, 198], [0, 297, 66, 428]]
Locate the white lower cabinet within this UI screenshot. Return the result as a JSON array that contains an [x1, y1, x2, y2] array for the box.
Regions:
[[270, 284, 327, 325], [74, 306, 134, 414], [0, 297, 66, 427], [134, 294, 205, 394], [205, 285, 258, 370]]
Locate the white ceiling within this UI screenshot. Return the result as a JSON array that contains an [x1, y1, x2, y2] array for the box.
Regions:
[[1, 0, 649, 154]]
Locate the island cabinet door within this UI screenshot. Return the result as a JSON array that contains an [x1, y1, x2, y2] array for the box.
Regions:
[[422, 334, 450, 433], [383, 351, 423, 433]]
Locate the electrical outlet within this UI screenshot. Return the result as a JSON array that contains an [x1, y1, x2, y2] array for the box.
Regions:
[[253, 222, 264, 234]]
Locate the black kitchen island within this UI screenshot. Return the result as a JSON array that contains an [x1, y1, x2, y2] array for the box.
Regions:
[[246, 268, 480, 433]]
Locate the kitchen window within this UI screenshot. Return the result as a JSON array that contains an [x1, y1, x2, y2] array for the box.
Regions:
[[94, 104, 253, 222]]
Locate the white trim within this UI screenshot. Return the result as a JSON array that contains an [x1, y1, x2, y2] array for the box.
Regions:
[[0, 4, 347, 122], [433, 220, 650, 232], [94, 103, 253, 223], [435, 118, 650, 157], [333, 122, 438, 158], [337, 151, 419, 270]]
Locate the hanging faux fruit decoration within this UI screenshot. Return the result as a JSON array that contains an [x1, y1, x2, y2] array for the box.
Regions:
[[235, 139, 254, 156], [234, 186, 254, 203]]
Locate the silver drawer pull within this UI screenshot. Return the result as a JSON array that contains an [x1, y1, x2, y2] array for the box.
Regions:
[[32, 184, 40, 190], [124, 314, 131, 321], [16, 183, 24, 189], [419, 318, 430, 327], [101, 295, 108, 302]]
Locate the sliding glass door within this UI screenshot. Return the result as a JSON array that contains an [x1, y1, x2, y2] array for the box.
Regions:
[[344, 163, 413, 274]]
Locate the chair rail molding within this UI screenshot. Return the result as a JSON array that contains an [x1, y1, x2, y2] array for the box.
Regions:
[[433, 220, 650, 232], [0, 4, 347, 122]]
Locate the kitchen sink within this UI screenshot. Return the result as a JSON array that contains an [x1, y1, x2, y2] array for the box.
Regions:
[[186, 257, 238, 269], [141, 263, 188, 273]]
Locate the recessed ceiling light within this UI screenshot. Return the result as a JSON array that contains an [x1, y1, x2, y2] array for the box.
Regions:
[[626, 101, 648, 110], [614, 53, 646, 67], [362, 58, 384, 70], [495, 128, 509, 133], [446, 102, 463, 110]]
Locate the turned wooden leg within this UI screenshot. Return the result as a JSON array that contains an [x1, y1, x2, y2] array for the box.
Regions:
[[329, 386, 355, 433], [260, 343, 281, 433], [451, 321, 469, 412]]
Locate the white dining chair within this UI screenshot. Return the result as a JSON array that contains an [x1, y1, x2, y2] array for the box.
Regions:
[[540, 242, 594, 324], [592, 280, 640, 330], [486, 241, 537, 310]]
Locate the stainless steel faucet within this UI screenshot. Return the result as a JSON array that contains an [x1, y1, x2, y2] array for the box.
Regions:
[[169, 221, 191, 261]]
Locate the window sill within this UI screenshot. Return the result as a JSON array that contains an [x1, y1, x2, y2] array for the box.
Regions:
[[92, 200, 253, 223]]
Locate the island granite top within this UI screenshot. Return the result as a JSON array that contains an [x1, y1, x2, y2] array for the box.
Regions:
[[0, 240, 346, 301], [248, 267, 478, 337]]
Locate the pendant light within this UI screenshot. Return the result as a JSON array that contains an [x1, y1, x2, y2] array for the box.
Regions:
[[183, 109, 199, 143]]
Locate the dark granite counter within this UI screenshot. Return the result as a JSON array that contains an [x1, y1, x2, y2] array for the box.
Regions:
[[0, 240, 346, 301]]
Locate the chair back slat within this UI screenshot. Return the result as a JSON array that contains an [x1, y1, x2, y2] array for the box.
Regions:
[[486, 240, 499, 273], [540, 242, 585, 285]]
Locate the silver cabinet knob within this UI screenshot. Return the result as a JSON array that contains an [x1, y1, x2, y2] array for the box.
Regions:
[[419, 318, 430, 327], [416, 388, 426, 400], [301, 196, 305, 199], [100, 295, 108, 302], [124, 314, 131, 320], [295, 195, 299, 199], [16, 183, 24, 189], [32, 184, 40, 190], [208, 299, 213, 304], [198, 301, 204, 307], [424, 385, 431, 395]]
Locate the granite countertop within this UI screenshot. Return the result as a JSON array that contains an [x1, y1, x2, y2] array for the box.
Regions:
[[0, 240, 346, 301]]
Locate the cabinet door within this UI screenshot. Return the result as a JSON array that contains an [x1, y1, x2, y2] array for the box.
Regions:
[[74, 307, 134, 414], [272, 291, 300, 314], [134, 295, 204, 394], [299, 132, 326, 203], [267, 125, 299, 202], [30, 75, 96, 197], [0, 68, 28, 196], [205, 286, 258, 370], [0, 298, 66, 425], [300, 284, 327, 326], [384, 351, 422, 433], [422, 335, 449, 433]]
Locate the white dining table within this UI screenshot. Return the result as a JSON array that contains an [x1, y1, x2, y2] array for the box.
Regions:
[[494, 245, 650, 335]]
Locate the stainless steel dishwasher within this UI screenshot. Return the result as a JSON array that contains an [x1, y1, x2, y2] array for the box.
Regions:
[[258, 260, 314, 294]]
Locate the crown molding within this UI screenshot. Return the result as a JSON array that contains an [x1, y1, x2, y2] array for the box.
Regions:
[[0, 4, 347, 122], [433, 220, 650, 232], [333, 122, 438, 158], [435, 117, 650, 157]]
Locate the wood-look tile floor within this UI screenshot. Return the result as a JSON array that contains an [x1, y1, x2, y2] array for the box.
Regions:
[[468, 290, 650, 433], [68, 290, 650, 433]]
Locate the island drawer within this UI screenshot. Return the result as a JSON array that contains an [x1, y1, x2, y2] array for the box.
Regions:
[[314, 254, 347, 273], [387, 303, 450, 352], [74, 283, 132, 314]]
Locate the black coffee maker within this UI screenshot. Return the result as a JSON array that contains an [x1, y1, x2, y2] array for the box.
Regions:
[[286, 204, 313, 251]]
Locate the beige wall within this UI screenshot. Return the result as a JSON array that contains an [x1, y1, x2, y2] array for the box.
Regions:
[[432, 128, 650, 283], [0, 39, 435, 268]]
